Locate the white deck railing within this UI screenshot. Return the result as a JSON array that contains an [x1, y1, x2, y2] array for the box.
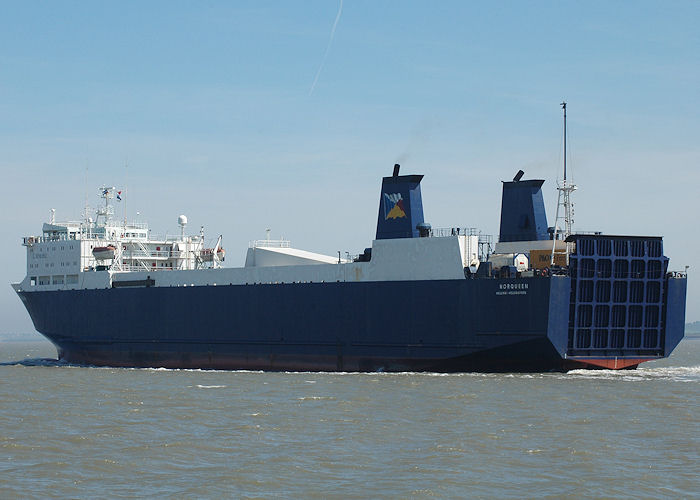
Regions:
[[250, 239, 291, 248]]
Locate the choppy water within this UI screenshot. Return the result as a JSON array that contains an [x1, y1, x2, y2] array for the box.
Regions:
[[1, 339, 698, 499]]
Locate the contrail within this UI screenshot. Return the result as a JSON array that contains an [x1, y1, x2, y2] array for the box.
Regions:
[[309, 0, 343, 96]]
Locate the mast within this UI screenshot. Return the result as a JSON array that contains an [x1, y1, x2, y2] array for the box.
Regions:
[[97, 186, 115, 227], [551, 101, 577, 266], [123, 160, 128, 228], [84, 165, 89, 223], [563, 102, 567, 181]]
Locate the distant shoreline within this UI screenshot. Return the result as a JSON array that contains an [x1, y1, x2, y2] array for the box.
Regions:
[[685, 321, 700, 335]]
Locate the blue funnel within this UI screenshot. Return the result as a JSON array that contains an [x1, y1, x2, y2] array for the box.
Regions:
[[376, 165, 425, 240], [499, 173, 549, 242]]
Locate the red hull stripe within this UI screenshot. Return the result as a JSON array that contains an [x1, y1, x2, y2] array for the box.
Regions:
[[573, 358, 649, 370]]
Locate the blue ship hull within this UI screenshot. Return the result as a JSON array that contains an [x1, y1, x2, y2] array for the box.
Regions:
[[16, 269, 687, 372], [19, 277, 578, 372]]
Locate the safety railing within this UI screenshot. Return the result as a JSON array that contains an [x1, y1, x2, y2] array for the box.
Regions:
[[430, 227, 481, 238], [250, 239, 291, 248]]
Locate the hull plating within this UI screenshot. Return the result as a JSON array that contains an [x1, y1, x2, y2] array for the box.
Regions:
[[19, 277, 577, 372]]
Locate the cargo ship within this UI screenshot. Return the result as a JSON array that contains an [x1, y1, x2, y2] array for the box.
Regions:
[[11, 166, 687, 372], [11, 110, 688, 372]]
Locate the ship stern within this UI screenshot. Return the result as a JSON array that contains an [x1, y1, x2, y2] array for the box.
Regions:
[[561, 235, 687, 369]]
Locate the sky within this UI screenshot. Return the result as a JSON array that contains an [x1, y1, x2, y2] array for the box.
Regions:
[[1, 0, 699, 337]]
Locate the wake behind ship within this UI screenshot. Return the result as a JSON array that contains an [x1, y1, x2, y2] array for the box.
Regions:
[[12, 159, 687, 372]]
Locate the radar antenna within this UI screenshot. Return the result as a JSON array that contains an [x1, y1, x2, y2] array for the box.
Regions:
[[551, 101, 577, 265]]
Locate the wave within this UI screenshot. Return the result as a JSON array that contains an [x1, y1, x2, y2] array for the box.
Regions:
[[4, 359, 697, 382], [566, 365, 700, 382], [0, 357, 70, 367]]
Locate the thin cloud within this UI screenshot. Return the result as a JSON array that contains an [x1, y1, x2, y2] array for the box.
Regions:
[[309, 0, 343, 96]]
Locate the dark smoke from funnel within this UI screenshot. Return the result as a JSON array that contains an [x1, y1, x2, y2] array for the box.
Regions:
[[395, 118, 434, 166]]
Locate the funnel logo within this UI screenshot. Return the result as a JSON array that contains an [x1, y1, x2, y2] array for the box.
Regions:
[[384, 193, 407, 220]]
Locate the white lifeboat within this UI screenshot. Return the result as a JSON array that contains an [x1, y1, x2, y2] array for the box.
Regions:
[[92, 245, 116, 260]]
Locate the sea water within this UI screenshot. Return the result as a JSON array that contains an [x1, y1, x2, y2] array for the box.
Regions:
[[1, 338, 698, 499]]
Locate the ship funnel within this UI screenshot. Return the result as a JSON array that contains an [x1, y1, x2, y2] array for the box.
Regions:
[[376, 166, 425, 240], [498, 171, 549, 242]]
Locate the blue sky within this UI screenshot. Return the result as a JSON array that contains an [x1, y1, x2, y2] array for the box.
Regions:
[[1, 0, 699, 335]]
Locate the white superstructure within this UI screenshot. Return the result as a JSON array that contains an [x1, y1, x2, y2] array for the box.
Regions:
[[16, 186, 488, 293], [20, 186, 224, 290]]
